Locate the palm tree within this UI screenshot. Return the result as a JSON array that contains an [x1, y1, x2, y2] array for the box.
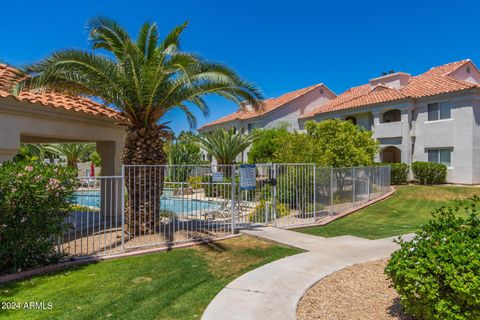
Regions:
[[13, 17, 262, 234], [44, 143, 96, 168], [195, 128, 255, 168], [17, 144, 47, 160]]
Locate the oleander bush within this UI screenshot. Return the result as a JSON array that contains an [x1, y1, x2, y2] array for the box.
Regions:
[[0, 161, 77, 274], [385, 197, 480, 320], [390, 163, 409, 185], [411, 161, 447, 185]]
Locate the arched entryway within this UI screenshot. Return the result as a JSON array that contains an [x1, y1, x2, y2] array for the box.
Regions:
[[380, 146, 401, 163]]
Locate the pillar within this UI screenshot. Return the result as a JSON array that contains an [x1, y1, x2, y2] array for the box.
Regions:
[[96, 140, 124, 225]]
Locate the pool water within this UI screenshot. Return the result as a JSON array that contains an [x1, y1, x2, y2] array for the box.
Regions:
[[73, 189, 221, 214]]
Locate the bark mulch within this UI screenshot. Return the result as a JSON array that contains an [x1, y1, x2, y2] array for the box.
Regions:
[[297, 259, 413, 320]]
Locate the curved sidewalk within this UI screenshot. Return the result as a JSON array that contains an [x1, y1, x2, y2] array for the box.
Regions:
[[202, 227, 413, 320]]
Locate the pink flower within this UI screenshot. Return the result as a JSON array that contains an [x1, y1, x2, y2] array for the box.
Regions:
[[47, 178, 61, 190], [25, 166, 33, 172]]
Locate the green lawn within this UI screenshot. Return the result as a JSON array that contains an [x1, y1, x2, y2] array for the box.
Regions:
[[0, 236, 301, 320], [296, 185, 479, 239]]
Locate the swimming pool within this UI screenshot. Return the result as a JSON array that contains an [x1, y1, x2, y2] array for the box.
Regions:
[[73, 189, 221, 214]]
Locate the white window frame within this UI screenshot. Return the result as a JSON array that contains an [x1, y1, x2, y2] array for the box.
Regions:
[[427, 148, 453, 168], [426, 101, 451, 122]]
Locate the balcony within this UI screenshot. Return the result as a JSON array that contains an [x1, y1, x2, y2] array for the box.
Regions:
[[374, 121, 403, 139]]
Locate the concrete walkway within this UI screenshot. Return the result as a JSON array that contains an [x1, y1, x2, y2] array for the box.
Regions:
[[202, 227, 414, 320]]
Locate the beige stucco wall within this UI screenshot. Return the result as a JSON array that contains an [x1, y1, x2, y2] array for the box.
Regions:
[[0, 96, 126, 175]]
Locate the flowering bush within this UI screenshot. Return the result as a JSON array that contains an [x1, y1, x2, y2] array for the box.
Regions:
[[385, 197, 480, 319], [0, 161, 77, 274]]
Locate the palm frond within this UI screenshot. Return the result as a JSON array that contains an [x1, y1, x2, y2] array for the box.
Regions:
[[195, 129, 255, 164], [14, 17, 263, 130]]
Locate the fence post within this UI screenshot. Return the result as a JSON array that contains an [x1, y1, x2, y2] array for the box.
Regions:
[[231, 165, 236, 234], [330, 166, 334, 215], [352, 167, 356, 207], [121, 165, 125, 253], [367, 167, 371, 201], [313, 165, 316, 221], [272, 163, 277, 227]]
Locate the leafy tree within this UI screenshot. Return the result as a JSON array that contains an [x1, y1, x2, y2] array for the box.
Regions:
[[44, 143, 96, 168], [195, 128, 255, 165], [304, 119, 379, 167], [248, 119, 378, 166], [13, 17, 262, 234], [248, 124, 290, 163], [273, 131, 317, 164]]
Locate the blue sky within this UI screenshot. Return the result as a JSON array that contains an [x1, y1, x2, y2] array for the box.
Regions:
[[1, 0, 479, 134]]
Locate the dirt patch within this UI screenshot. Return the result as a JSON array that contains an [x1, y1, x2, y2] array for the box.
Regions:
[[398, 185, 479, 202], [195, 236, 277, 278], [131, 276, 152, 284], [297, 259, 412, 320]]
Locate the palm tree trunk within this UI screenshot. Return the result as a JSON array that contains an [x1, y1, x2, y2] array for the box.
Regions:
[[123, 125, 167, 236]]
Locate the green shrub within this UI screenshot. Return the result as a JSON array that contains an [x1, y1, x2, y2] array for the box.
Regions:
[[250, 201, 289, 222], [259, 170, 316, 211], [188, 176, 202, 189], [390, 163, 409, 184], [411, 161, 447, 185], [385, 197, 480, 320], [0, 161, 77, 274]]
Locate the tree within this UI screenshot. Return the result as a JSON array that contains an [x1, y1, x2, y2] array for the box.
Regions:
[[167, 133, 201, 181], [44, 143, 96, 168], [195, 128, 255, 165], [304, 119, 379, 167], [248, 123, 290, 163], [14, 17, 262, 234], [15, 144, 47, 161]]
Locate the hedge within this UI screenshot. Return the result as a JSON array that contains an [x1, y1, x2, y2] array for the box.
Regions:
[[385, 196, 480, 319], [390, 163, 409, 185], [411, 161, 447, 185]]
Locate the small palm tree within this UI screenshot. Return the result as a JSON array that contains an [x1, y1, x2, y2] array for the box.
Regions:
[[195, 129, 255, 166], [44, 143, 96, 168], [13, 17, 262, 234], [17, 144, 47, 160]]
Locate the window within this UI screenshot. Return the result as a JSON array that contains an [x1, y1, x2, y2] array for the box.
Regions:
[[247, 123, 257, 132], [345, 116, 357, 125], [427, 102, 451, 121], [428, 148, 452, 167]]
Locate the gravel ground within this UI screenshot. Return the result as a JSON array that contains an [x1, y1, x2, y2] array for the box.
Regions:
[[297, 259, 412, 320]]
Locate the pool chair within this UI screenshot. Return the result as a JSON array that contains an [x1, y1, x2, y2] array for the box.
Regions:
[[203, 201, 230, 220]]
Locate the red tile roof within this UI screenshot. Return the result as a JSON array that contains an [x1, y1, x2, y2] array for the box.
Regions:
[[200, 83, 327, 129], [0, 64, 124, 121], [301, 59, 478, 118]]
